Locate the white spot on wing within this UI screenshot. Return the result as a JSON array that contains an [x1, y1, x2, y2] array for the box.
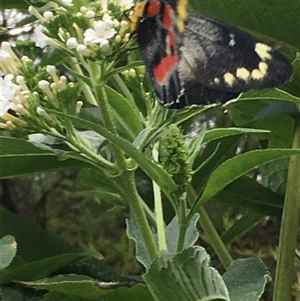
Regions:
[[251, 62, 269, 80], [236, 67, 250, 81], [224, 72, 236, 86], [228, 33, 236, 47], [214, 77, 220, 84], [255, 43, 272, 61]]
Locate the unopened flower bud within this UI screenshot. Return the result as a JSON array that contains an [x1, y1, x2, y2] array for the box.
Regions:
[[76, 101, 83, 114], [77, 44, 87, 55], [46, 65, 59, 84], [38, 80, 50, 91], [80, 6, 88, 14], [28, 6, 45, 22], [86, 10, 95, 18], [16, 76, 28, 91], [66, 37, 78, 49], [43, 11, 54, 20]]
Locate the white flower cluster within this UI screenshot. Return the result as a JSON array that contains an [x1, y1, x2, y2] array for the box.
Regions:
[[0, 42, 79, 131], [28, 0, 132, 54]]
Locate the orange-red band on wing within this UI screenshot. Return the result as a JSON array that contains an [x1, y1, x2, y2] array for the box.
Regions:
[[147, 0, 161, 18], [153, 54, 178, 84]]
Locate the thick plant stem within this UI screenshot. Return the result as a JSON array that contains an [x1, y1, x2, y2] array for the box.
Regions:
[[119, 171, 158, 260], [273, 117, 300, 301]]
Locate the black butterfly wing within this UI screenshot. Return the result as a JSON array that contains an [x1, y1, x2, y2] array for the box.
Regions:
[[176, 13, 293, 107]]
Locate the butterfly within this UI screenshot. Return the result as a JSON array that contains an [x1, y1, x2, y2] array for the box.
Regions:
[[130, 0, 293, 109]]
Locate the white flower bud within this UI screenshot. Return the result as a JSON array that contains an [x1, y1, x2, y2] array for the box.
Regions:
[[43, 11, 54, 20], [6, 121, 16, 130], [115, 35, 121, 43], [36, 107, 47, 116], [14, 104, 29, 116], [120, 20, 128, 29], [16, 76, 29, 91], [80, 6, 88, 14], [66, 37, 78, 49], [77, 44, 87, 55], [28, 6, 45, 22], [86, 10, 95, 18], [76, 101, 83, 114], [38, 80, 50, 91]]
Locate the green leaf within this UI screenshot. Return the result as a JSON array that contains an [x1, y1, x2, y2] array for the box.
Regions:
[[190, 0, 299, 50], [220, 212, 264, 247], [20, 274, 153, 301], [165, 214, 200, 253], [223, 257, 271, 301], [0, 137, 88, 179], [0, 209, 77, 261], [78, 169, 123, 197], [240, 89, 300, 105], [197, 148, 300, 206], [0, 209, 81, 284], [213, 176, 283, 216], [226, 99, 271, 125], [251, 114, 295, 149], [260, 158, 289, 195], [1, 0, 28, 9], [0, 286, 45, 301], [50, 111, 176, 198], [1, 254, 86, 285], [126, 217, 152, 269], [143, 246, 229, 301], [192, 135, 242, 195], [203, 127, 270, 144], [105, 86, 144, 140], [0, 235, 17, 270]]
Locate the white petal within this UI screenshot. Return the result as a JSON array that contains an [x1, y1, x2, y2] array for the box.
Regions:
[[94, 21, 105, 34], [104, 28, 116, 39]]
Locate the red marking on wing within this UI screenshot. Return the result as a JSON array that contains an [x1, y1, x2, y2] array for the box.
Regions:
[[153, 54, 178, 84], [162, 5, 173, 29], [147, 0, 161, 18]]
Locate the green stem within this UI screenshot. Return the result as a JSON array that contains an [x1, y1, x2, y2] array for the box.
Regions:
[[70, 131, 116, 173], [177, 222, 187, 253], [273, 116, 300, 301], [118, 171, 158, 260], [70, 58, 97, 106], [188, 185, 233, 268], [198, 206, 233, 268], [111, 74, 136, 108], [176, 194, 188, 252], [95, 85, 127, 170], [152, 143, 167, 251]]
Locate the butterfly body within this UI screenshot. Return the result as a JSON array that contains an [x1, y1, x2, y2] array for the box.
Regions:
[[130, 0, 293, 109]]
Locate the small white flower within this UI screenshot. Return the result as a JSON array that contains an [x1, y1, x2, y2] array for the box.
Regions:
[[66, 37, 79, 49], [103, 15, 114, 28], [83, 20, 116, 46], [33, 24, 48, 48], [0, 74, 19, 116]]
